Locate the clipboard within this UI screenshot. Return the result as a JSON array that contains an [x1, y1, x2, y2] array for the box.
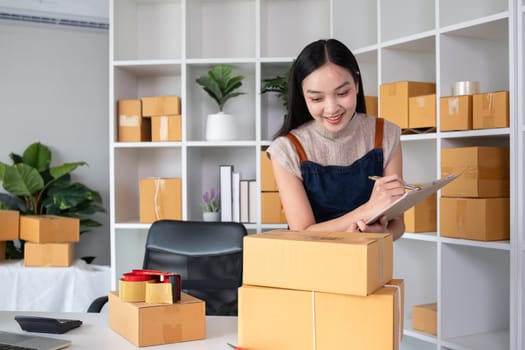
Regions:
[[365, 173, 459, 225]]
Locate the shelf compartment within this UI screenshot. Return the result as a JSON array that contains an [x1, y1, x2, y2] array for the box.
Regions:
[[114, 147, 182, 223], [332, 0, 377, 50], [186, 146, 256, 221], [186, 0, 256, 59], [355, 50, 378, 96], [260, 62, 292, 141], [381, 36, 436, 83], [402, 319, 438, 347], [439, 18, 509, 97], [113, 0, 182, 61], [186, 62, 256, 141], [441, 329, 509, 350], [380, 0, 435, 42], [394, 239, 437, 330], [401, 139, 438, 184], [439, 0, 508, 28], [441, 244, 509, 342], [260, 0, 330, 58]]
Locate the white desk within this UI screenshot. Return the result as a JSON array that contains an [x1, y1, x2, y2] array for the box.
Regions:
[[0, 260, 111, 312], [0, 311, 238, 349]]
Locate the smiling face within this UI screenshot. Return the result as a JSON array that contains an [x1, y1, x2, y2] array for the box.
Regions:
[[302, 62, 359, 132]]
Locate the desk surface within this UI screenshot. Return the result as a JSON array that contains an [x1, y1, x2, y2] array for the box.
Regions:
[[0, 311, 238, 349]]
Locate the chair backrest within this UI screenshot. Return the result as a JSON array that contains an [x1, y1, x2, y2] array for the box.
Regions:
[[143, 219, 247, 316]]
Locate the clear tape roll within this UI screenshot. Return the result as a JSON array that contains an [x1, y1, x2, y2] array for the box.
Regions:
[[453, 81, 480, 96]]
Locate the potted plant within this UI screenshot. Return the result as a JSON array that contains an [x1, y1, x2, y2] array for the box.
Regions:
[[201, 188, 220, 221], [261, 65, 291, 120], [195, 64, 245, 141], [0, 142, 105, 259]]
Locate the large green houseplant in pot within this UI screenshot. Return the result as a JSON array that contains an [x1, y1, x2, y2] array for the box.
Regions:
[[0, 142, 105, 259], [196, 64, 245, 141]]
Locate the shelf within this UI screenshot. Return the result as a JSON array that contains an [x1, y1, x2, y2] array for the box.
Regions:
[[440, 12, 509, 38], [114, 142, 182, 148], [440, 128, 510, 139], [440, 237, 510, 251], [401, 232, 438, 242], [441, 329, 509, 350], [403, 319, 437, 344]]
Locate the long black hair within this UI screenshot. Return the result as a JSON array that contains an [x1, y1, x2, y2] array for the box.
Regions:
[[274, 39, 366, 139]]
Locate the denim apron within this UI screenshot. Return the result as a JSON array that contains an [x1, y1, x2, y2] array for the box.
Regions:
[[285, 118, 385, 223]]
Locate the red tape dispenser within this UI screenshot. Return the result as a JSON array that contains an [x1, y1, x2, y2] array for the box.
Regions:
[[120, 269, 181, 304]]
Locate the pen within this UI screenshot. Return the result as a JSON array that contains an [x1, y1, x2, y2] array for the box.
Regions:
[[368, 175, 421, 191]]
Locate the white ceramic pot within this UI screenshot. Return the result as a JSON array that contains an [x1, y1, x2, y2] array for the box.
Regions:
[[202, 211, 220, 222], [205, 112, 236, 141]]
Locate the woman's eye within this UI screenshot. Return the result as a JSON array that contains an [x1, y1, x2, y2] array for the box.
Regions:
[[310, 97, 322, 102], [337, 90, 349, 97]]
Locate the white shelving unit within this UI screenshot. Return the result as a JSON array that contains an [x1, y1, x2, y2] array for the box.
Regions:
[[109, 1, 522, 349]]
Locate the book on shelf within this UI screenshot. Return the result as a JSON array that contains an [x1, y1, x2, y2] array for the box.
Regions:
[[240, 179, 250, 223], [232, 172, 240, 222], [219, 165, 233, 222], [248, 180, 257, 223]]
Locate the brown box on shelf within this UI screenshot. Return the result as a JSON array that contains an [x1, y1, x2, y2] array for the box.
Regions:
[[19, 215, 79, 243], [408, 94, 436, 128], [365, 95, 378, 117], [139, 178, 182, 223], [260, 150, 278, 191], [0, 241, 5, 261], [412, 302, 437, 335], [142, 96, 181, 116], [441, 146, 509, 197], [108, 291, 205, 347], [238, 279, 404, 350], [440, 197, 509, 241], [0, 210, 20, 240], [24, 242, 75, 267], [243, 230, 393, 296], [261, 192, 286, 224], [404, 192, 436, 233], [440, 95, 473, 131], [151, 115, 182, 141], [118, 99, 151, 142], [380, 81, 436, 128], [473, 90, 509, 129]]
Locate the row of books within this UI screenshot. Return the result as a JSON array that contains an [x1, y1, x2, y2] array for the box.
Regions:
[[219, 165, 257, 223]]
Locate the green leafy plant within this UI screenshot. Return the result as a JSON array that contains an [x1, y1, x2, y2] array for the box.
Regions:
[[201, 188, 220, 213], [261, 65, 291, 110], [195, 64, 246, 112], [0, 142, 105, 259]]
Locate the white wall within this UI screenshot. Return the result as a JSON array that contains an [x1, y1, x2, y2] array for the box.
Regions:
[[0, 21, 110, 265]]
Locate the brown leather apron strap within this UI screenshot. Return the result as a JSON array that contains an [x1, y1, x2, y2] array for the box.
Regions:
[[374, 117, 384, 149], [285, 133, 307, 162]]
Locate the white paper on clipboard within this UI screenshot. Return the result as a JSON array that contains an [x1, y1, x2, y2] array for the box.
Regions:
[[365, 173, 459, 225]]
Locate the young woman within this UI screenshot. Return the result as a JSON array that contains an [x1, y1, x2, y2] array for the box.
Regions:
[[266, 39, 406, 240]]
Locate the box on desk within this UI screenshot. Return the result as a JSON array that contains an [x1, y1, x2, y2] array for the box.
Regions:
[[441, 146, 509, 197], [0, 210, 20, 240], [19, 215, 79, 243], [108, 291, 205, 347], [412, 302, 437, 335], [243, 230, 392, 296], [440, 197, 509, 241], [24, 242, 74, 267], [238, 279, 404, 350], [139, 178, 182, 223]]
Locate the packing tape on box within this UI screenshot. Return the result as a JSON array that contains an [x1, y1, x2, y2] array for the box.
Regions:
[[145, 282, 173, 304], [453, 81, 479, 96], [159, 116, 169, 141], [119, 279, 151, 302], [120, 269, 182, 303], [153, 178, 163, 220], [481, 92, 496, 113], [119, 115, 140, 127], [448, 97, 460, 115]]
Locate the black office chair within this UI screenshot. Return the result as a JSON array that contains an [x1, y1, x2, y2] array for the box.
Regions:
[[88, 219, 247, 316]]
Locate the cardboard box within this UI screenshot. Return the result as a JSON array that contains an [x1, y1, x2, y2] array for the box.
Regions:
[[365, 95, 378, 117], [404, 193, 436, 232], [441, 146, 509, 197], [238, 279, 404, 350], [261, 192, 286, 224], [243, 230, 393, 296], [440, 95, 473, 131], [408, 94, 436, 128], [142, 96, 181, 116], [151, 115, 182, 141], [412, 302, 437, 335], [108, 291, 205, 347], [24, 242, 74, 267], [0, 210, 20, 240], [139, 178, 182, 223], [380, 81, 436, 128], [473, 91, 509, 129], [440, 197, 509, 241], [0, 241, 5, 261], [118, 99, 151, 142], [260, 150, 278, 191], [19, 215, 79, 243]]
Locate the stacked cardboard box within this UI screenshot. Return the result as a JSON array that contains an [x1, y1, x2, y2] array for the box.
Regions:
[[239, 230, 404, 349], [404, 192, 437, 233], [260, 150, 286, 224], [20, 215, 79, 266], [440, 147, 510, 240], [139, 178, 182, 223], [0, 210, 20, 261]]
